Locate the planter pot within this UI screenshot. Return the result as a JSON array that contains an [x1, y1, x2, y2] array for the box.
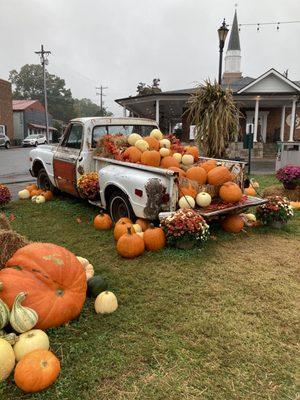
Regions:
[[283, 182, 297, 190], [269, 220, 286, 229]]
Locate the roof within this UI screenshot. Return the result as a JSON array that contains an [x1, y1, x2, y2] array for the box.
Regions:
[[70, 117, 158, 125], [13, 100, 39, 111], [227, 10, 241, 51]]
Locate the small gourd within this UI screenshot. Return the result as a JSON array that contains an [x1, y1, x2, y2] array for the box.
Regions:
[[159, 139, 171, 149], [132, 224, 142, 233], [10, 292, 38, 333], [182, 154, 194, 166], [173, 153, 182, 163], [150, 129, 163, 140], [18, 189, 30, 200], [0, 338, 15, 382], [35, 195, 46, 204], [0, 332, 19, 346], [0, 282, 10, 330], [94, 291, 118, 314], [135, 139, 149, 152], [128, 133, 142, 146], [76, 256, 95, 280], [178, 195, 195, 209], [31, 196, 37, 203], [159, 146, 170, 157]]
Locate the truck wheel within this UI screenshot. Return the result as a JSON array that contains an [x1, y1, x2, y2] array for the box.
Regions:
[[37, 168, 56, 193], [5, 141, 10, 149], [108, 190, 135, 223]]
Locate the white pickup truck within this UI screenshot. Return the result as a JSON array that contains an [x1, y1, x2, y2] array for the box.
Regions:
[[29, 117, 179, 222]]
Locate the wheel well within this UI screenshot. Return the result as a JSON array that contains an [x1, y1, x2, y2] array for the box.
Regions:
[[32, 160, 44, 177], [104, 185, 126, 206]]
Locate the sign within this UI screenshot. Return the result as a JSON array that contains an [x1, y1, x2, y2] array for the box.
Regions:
[[189, 125, 196, 140], [286, 113, 300, 129]]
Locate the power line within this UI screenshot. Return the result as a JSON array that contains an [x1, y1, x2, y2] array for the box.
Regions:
[[229, 20, 300, 32], [95, 85, 108, 115], [35, 44, 51, 142]]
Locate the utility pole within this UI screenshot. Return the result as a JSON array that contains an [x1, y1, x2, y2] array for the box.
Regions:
[[35, 44, 51, 142], [96, 85, 108, 116]]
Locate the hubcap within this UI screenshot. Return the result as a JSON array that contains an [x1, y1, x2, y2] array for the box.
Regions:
[[110, 196, 130, 222]]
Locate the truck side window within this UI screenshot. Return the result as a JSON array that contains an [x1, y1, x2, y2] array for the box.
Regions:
[[92, 126, 107, 147], [63, 124, 83, 149]]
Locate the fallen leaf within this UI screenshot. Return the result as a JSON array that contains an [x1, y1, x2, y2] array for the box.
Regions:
[[76, 217, 82, 224], [9, 213, 15, 222]]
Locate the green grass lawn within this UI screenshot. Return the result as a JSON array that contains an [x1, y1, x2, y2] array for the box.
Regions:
[[0, 176, 299, 400]]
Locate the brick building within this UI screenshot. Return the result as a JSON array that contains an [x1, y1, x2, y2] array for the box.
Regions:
[[0, 79, 13, 140], [115, 10, 300, 158], [12, 100, 57, 145]]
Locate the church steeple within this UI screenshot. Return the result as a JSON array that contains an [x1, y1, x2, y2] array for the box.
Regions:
[[223, 9, 242, 85]]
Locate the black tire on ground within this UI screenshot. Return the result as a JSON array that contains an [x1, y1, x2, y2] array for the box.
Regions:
[[108, 189, 135, 223], [35, 142, 38, 147], [5, 141, 10, 149], [37, 168, 56, 192]]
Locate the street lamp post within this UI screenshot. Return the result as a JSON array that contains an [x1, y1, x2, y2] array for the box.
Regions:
[[218, 19, 229, 85]]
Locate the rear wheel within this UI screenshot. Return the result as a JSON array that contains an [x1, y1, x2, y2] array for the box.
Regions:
[[35, 142, 38, 147], [37, 168, 56, 192], [108, 190, 135, 223], [5, 141, 10, 149]]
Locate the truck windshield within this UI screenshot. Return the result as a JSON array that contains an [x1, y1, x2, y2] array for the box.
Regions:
[[92, 124, 157, 147]]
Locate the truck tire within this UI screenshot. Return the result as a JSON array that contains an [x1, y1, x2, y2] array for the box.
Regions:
[[5, 141, 10, 149], [108, 189, 135, 223], [37, 168, 56, 193]]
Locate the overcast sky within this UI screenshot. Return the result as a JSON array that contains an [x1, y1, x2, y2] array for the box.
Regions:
[[1, 0, 299, 116]]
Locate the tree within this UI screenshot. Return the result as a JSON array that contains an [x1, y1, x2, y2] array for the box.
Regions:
[[73, 98, 112, 118], [137, 78, 161, 96], [9, 64, 74, 122], [185, 80, 240, 158]]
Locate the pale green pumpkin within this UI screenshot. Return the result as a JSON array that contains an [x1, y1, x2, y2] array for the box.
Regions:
[[0, 282, 10, 330], [9, 292, 38, 333]]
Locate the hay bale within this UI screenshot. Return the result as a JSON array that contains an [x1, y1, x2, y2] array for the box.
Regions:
[[262, 185, 300, 202], [0, 229, 29, 269], [0, 214, 11, 231]]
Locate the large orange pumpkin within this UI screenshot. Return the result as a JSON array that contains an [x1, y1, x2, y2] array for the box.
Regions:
[[14, 349, 61, 393], [221, 214, 244, 233], [185, 146, 199, 160], [207, 166, 232, 186], [160, 156, 180, 169], [143, 224, 166, 251], [144, 136, 160, 151], [117, 227, 145, 258], [0, 243, 87, 330], [219, 182, 243, 203], [141, 150, 161, 167], [168, 166, 186, 178], [41, 191, 54, 201], [178, 180, 197, 198], [114, 221, 134, 241], [94, 212, 113, 230], [201, 159, 217, 173], [116, 217, 132, 225], [186, 166, 207, 185], [123, 146, 142, 163], [135, 218, 150, 232]]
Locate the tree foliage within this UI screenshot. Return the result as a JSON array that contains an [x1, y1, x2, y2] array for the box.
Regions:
[[73, 98, 112, 118], [137, 78, 161, 96], [186, 80, 240, 158]]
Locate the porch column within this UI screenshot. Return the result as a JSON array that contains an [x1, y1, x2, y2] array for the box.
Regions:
[[123, 106, 127, 117], [155, 100, 160, 124], [280, 105, 286, 141], [289, 99, 297, 142], [253, 98, 260, 142]]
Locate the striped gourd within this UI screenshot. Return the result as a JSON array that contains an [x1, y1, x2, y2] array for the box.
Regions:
[[9, 292, 38, 333], [0, 332, 19, 345], [0, 282, 10, 330]]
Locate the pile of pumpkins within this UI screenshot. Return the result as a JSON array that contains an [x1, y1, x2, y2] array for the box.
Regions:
[[93, 212, 166, 259], [0, 242, 118, 393], [18, 184, 54, 204]]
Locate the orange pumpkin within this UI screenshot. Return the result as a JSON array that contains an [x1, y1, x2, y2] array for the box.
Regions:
[[94, 212, 113, 230], [179, 180, 197, 198], [0, 243, 87, 329], [221, 214, 244, 233], [144, 136, 160, 151], [290, 201, 300, 210], [185, 146, 199, 160], [186, 166, 207, 185], [143, 224, 166, 251], [114, 221, 134, 241], [123, 146, 142, 163], [30, 189, 43, 197], [26, 184, 38, 193], [14, 349, 61, 393], [244, 186, 256, 196], [207, 166, 232, 186], [117, 227, 145, 258], [160, 156, 180, 169], [168, 166, 186, 178], [116, 217, 132, 225], [141, 150, 161, 167], [135, 218, 150, 232], [201, 160, 217, 173], [219, 182, 243, 203], [41, 191, 54, 201]]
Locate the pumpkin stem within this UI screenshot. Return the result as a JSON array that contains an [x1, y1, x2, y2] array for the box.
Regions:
[[56, 288, 65, 297], [127, 227, 132, 235], [0, 282, 3, 291]]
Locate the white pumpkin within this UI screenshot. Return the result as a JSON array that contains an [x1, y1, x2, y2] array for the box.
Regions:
[[173, 153, 182, 163], [95, 291, 118, 314], [196, 192, 212, 207], [132, 224, 142, 233], [35, 195, 46, 204], [159, 139, 171, 149], [76, 256, 95, 280], [178, 195, 195, 209], [18, 189, 30, 200], [135, 139, 149, 152], [136, 232, 144, 239], [150, 129, 163, 140], [244, 213, 256, 222], [159, 147, 170, 157], [13, 329, 49, 361], [0, 338, 15, 382], [182, 154, 194, 166], [31, 195, 37, 203], [128, 133, 142, 146]]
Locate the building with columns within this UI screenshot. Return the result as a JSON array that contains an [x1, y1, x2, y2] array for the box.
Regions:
[[115, 10, 300, 158]]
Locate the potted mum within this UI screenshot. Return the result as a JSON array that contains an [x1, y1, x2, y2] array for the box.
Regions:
[[276, 165, 300, 190], [160, 208, 210, 249], [255, 196, 294, 229], [0, 184, 11, 208], [77, 172, 100, 200]]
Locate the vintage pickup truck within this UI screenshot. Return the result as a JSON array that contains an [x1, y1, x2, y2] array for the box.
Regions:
[[30, 117, 265, 222]]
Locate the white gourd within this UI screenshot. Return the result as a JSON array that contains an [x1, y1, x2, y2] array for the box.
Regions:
[[0, 332, 19, 346], [182, 154, 194, 166], [196, 192, 212, 207], [159, 139, 171, 149], [9, 292, 38, 333], [0, 283, 10, 330], [128, 133, 142, 146], [150, 129, 163, 140], [35, 195, 46, 204], [159, 147, 170, 157], [132, 224, 142, 233], [31, 195, 37, 203], [178, 196, 195, 209], [13, 329, 49, 361], [76, 256, 95, 280], [0, 338, 15, 382], [18, 189, 30, 200], [173, 153, 182, 163], [94, 291, 118, 314], [135, 139, 149, 152]]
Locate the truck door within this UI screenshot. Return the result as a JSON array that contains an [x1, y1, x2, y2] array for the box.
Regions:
[[53, 123, 83, 196]]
